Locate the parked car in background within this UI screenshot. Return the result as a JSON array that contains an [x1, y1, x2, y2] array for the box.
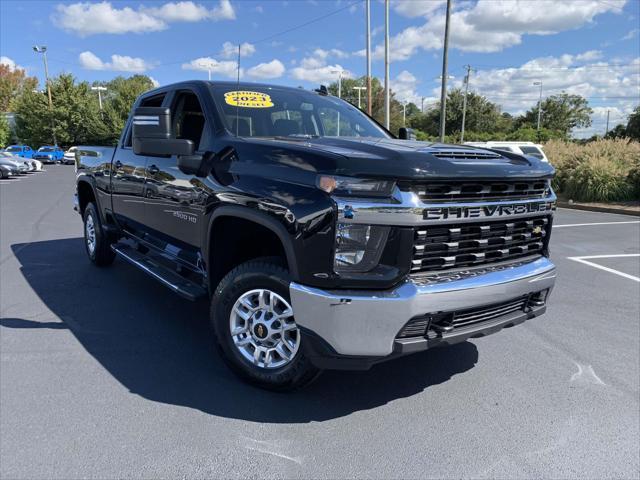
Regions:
[[29, 158, 44, 171], [464, 141, 549, 162], [0, 164, 15, 178], [4, 145, 34, 158], [63, 146, 78, 165], [0, 153, 28, 174], [34, 145, 64, 164]]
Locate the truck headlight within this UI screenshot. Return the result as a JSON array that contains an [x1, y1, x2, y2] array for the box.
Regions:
[[317, 175, 395, 198], [334, 223, 390, 273]]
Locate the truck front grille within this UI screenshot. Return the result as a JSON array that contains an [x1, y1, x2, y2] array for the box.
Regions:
[[411, 216, 549, 272], [404, 180, 550, 203], [396, 293, 547, 339]]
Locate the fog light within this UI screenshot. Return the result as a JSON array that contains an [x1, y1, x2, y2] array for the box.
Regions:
[[334, 223, 389, 273]]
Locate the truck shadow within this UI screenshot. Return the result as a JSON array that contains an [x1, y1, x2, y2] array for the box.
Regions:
[[6, 238, 478, 423]]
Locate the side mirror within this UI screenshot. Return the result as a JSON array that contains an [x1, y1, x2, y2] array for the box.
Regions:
[[132, 107, 194, 157], [398, 127, 416, 140]]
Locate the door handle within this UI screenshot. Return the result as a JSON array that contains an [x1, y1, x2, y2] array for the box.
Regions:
[[114, 160, 123, 169], [147, 164, 159, 175]]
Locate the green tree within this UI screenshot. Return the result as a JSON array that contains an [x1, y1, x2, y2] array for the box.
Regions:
[[605, 124, 627, 139], [327, 76, 405, 135], [626, 106, 640, 141], [101, 75, 156, 143], [0, 115, 10, 147], [0, 64, 38, 112], [14, 73, 106, 147], [518, 92, 592, 135]]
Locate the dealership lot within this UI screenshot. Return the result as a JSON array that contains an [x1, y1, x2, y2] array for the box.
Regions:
[[1, 167, 638, 479]]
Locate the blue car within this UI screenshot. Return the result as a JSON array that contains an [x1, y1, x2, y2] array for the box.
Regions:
[[34, 145, 64, 164], [4, 145, 34, 158]]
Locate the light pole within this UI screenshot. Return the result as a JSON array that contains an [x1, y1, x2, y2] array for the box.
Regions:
[[439, 0, 452, 142], [533, 81, 543, 133], [198, 61, 213, 80], [384, 0, 390, 130], [331, 69, 344, 135], [353, 86, 366, 109], [91, 86, 107, 110], [402, 101, 407, 127], [33, 45, 56, 145], [460, 64, 475, 143]]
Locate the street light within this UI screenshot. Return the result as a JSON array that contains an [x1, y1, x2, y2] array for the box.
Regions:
[[353, 86, 367, 109], [91, 86, 107, 110], [533, 81, 543, 133], [33, 45, 56, 145], [198, 61, 214, 81], [331, 69, 344, 136]]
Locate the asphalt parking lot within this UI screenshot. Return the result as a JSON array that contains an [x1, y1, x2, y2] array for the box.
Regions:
[[1, 166, 639, 479]]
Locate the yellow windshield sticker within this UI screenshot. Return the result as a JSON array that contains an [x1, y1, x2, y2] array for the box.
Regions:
[[224, 91, 274, 108]]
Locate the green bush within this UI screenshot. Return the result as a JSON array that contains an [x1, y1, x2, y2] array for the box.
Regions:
[[545, 138, 640, 202], [564, 157, 634, 202]]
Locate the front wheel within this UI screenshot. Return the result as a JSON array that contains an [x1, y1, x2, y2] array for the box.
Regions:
[[83, 203, 115, 267], [211, 258, 320, 391]]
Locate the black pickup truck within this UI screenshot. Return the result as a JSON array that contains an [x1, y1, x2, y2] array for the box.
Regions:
[[74, 81, 557, 390]]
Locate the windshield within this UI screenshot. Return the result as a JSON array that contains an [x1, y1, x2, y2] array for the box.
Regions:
[[39, 147, 54, 152], [519, 146, 544, 159], [211, 85, 389, 139], [6, 147, 21, 152]]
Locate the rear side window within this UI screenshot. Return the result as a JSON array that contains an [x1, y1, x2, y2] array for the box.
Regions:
[[519, 146, 544, 159], [493, 146, 514, 153]]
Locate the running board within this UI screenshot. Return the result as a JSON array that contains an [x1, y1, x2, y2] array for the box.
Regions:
[[111, 244, 207, 301]]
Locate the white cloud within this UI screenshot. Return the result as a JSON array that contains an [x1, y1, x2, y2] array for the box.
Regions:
[[220, 41, 256, 59], [313, 48, 349, 60], [393, 0, 446, 18], [247, 59, 285, 79], [435, 52, 640, 137], [53, 0, 235, 36], [79, 51, 153, 72], [149, 77, 160, 88], [0, 56, 23, 71], [575, 50, 603, 62], [375, 0, 626, 60], [290, 50, 352, 84], [182, 57, 240, 78], [622, 28, 639, 40]]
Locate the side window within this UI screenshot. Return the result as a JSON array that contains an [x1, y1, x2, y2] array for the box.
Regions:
[[318, 107, 358, 137], [171, 91, 206, 150]]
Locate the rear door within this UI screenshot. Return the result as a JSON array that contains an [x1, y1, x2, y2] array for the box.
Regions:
[[110, 92, 167, 233], [143, 88, 211, 250]]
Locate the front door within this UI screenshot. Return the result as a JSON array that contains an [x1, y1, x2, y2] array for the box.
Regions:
[[110, 92, 167, 233], [143, 89, 209, 251]]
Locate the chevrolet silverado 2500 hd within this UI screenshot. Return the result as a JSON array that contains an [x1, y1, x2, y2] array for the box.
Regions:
[[74, 81, 557, 390]]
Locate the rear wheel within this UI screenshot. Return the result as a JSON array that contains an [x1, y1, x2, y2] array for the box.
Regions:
[[211, 258, 320, 391], [83, 203, 115, 267]]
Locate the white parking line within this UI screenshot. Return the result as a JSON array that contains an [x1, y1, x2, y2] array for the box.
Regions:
[[568, 254, 640, 282], [555, 221, 640, 228]]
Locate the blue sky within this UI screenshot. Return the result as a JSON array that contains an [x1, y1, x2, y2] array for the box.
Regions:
[[1, 0, 639, 136]]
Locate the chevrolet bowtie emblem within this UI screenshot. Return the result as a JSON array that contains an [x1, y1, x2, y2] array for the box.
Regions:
[[533, 226, 543, 234]]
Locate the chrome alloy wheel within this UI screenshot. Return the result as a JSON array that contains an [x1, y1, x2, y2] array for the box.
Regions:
[[85, 214, 96, 255], [229, 289, 300, 369]]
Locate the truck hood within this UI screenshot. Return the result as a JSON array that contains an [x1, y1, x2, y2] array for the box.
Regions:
[[242, 136, 554, 180]]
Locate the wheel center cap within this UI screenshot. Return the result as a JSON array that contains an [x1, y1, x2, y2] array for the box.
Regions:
[[253, 323, 268, 339]]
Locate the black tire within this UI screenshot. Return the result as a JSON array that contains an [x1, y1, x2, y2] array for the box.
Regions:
[[83, 203, 115, 267], [211, 258, 321, 391]]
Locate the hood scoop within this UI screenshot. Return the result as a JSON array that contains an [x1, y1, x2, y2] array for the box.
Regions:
[[427, 148, 530, 166]]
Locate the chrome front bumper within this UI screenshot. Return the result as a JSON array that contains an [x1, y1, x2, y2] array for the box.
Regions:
[[290, 256, 556, 357]]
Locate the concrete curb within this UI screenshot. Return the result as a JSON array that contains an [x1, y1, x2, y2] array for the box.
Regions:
[[557, 201, 640, 217]]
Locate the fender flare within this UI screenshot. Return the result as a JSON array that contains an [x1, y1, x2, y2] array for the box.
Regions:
[[204, 205, 300, 285], [76, 176, 101, 215]]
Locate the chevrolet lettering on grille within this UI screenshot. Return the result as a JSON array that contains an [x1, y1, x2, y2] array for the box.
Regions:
[[424, 201, 555, 221]]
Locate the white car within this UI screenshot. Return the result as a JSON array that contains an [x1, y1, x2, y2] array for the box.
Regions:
[[0, 152, 41, 172], [63, 146, 77, 165], [464, 141, 549, 162]]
